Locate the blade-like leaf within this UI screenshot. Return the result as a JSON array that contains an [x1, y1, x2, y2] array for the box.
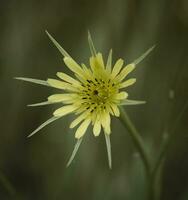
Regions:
[[45, 30, 71, 58], [106, 49, 112, 72], [133, 45, 155, 65], [104, 133, 112, 169], [28, 116, 60, 138], [120, 99, 146, 106], [66, 138, 83, 167], [88, 31, 97, 57], [15, 77, 49, 87]]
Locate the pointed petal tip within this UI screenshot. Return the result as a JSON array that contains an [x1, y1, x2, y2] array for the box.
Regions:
[[87, 30, 91, 37], [26, 116, 60, 138], [45, 30, 53, 38], [27, 104, 40, 107], [27, 132, 35, 138], [45, 30, 70, 58], [13, 77, 50, 86], [109, 163, 112, 169], [27, 101, 55, 107], [45, 30, 52, 39], [14, 77, 25, 80]]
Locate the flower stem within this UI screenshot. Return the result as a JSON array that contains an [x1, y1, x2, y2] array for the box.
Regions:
[[119, 107, 154, 200], [150, 101, 188, 200], [119, 107, 151, 178]]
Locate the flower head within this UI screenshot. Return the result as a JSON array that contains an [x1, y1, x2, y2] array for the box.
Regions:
[[16, 31, 154, 168]]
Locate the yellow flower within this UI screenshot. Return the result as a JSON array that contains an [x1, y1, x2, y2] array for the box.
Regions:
[[16, 31, 154, 168]]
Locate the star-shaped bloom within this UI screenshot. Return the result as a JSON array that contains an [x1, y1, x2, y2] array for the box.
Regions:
[[16, 31, 154, 168]]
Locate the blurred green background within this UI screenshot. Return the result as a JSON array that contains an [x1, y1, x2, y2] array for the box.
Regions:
[[0, 0, 188, 199]]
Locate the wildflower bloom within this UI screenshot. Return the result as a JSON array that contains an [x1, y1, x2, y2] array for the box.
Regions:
[[16, 31, 154, 168]]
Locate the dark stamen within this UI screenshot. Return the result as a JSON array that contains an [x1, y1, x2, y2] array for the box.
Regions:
[[93, 90, 98, 95]]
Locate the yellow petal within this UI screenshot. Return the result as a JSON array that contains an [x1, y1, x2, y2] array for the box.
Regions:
[[93, 120, 101, 136], [115, 63, 135, 82], [96, 53, 104, 68], [56, 72, 81, 85], [48, 94, 76, 102], [110, 104, 120, 117], [81, 64, 93, 80], [75, 118, 91, 139], [53, 105, 77, 117], [101, 112, 111, 134], [90, 53, 105, 73], [115, 92, 128, 100], [47, 79, 78, 91], [90, 57, 99, 72], [63, 57, 84, 77], [111, 59, 124, 78], [70, 110, 90, 128], [119, 78, 136, 88]]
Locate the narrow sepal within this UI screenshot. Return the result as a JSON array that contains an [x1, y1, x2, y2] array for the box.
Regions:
[[27, 116, 60, 137], [15, 77, 49, 87], [106, 49, 112, 71], [45, 30, 71, 58], [27, 101, 57, 107], [120, 99, 146, 106], [66, 138, 83, 167], [88, 31, 97, 57], [133, 45, 155, 65], [104, 134, 112, 169]]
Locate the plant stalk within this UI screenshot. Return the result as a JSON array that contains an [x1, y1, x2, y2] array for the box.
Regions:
[[119, 107, 151, 178]]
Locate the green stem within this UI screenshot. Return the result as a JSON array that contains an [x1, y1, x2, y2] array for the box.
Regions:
[[119, 108, 158, 200], [150, 101, 188, 200], [119, 107, 151, 180], [120, 100, 188, 200], [0, 170, 16, 196], [150, 160, 164, 200]]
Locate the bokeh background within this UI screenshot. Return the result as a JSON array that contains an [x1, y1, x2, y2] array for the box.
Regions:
[[0, 0, 188, 199]]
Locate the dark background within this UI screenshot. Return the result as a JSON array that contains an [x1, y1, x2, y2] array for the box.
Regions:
[[0, 0, 188, 199]]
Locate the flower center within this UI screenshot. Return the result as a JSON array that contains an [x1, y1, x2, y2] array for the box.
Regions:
[[80, 78, 118, 108], [93, 90, 98, 95]]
